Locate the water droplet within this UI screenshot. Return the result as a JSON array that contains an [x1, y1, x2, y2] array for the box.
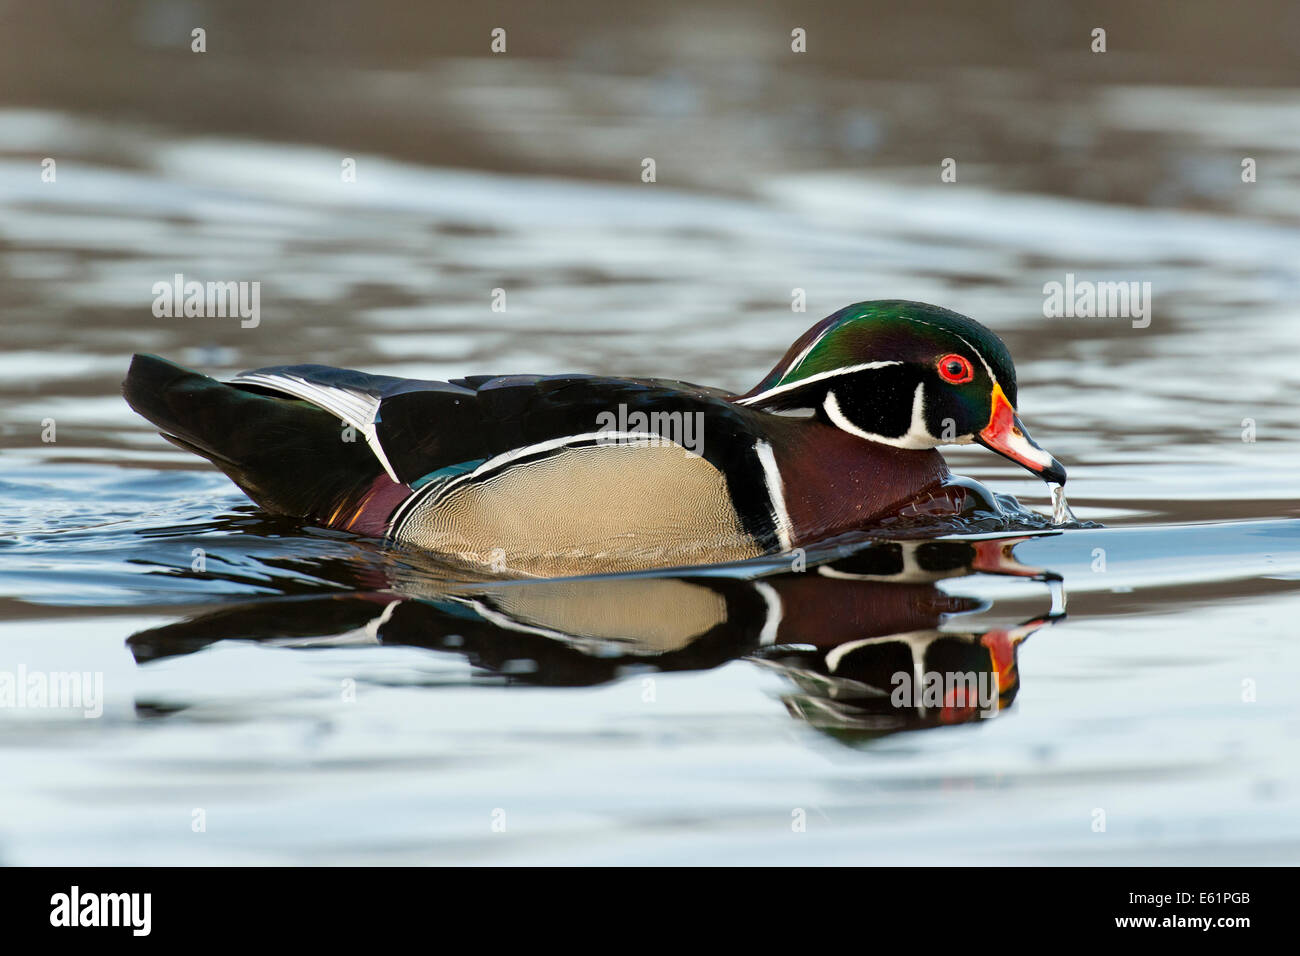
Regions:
[[1049, 483, 1075, 525]]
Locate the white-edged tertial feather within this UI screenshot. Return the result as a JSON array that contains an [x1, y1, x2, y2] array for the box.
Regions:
[[232, 371, 401, 484]]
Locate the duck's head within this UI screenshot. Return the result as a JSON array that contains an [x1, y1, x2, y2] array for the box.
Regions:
[[739, 300, 1066, 484]]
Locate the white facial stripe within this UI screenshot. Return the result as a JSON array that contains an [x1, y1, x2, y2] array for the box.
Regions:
[[822, 391, 872, 441], [950, 330, 1002, 393], [823, 385, 936, 450], [894, 314, 1009, 403], [785, 326, 834, 379], [737, 361, 902, 406], [910, 383, 928, 443]]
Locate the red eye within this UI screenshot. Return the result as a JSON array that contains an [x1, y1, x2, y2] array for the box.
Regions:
[[936, 354, 974, 384]]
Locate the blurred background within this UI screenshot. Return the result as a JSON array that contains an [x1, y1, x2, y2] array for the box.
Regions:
[[1, 1, 1299, 865]]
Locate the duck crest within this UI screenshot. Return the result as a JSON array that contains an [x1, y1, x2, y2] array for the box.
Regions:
[[740, 300, 1018, 410]]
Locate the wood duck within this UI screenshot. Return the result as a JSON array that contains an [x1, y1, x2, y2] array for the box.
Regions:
[[127, 535, 1060, 735], [123, 300, 1066, 576]]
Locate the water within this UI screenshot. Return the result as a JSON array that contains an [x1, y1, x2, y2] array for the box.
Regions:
[[3, 5, 1300, 864], [1051, 484, 1074, 526]]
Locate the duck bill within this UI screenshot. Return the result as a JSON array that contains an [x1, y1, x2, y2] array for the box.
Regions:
[[976, 383, 1067, 485]]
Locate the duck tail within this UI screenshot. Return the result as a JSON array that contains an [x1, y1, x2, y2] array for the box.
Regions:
[[123, 353, 406, 529]]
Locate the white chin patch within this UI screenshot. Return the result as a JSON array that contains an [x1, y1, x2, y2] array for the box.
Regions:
[[824, 385, 939, 450]]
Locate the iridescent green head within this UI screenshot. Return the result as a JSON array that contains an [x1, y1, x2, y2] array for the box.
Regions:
[[739, 301, 1065, 483]]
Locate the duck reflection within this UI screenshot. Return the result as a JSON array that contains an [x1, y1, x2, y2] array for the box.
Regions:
[[127, 535, 1063, 737]]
